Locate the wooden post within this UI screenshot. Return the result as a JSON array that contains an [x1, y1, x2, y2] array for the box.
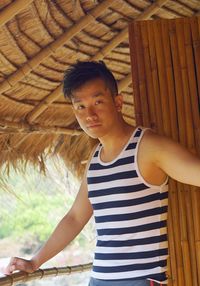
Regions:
[[129, 16, 200, 286]]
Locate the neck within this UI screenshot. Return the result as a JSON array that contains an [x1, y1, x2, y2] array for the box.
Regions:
[[99, 118, 135, 154]]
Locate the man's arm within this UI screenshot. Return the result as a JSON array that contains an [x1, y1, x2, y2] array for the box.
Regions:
[[149, 131, 200, 187], [5, 169, 93, 274]]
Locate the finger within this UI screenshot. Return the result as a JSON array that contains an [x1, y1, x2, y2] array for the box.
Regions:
[[4, 257, 18, 275], [4, 266, 15, 275], [14, 259, 34, 273]]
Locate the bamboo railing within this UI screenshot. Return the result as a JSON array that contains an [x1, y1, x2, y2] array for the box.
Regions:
[[129, 16, 200, 286], [0, 263, 92, 286]]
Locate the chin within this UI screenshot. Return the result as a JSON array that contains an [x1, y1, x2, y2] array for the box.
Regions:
[[87, 134, 99, 139], [83, 129, 105, 139]]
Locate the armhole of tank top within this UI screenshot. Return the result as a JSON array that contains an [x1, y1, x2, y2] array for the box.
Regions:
[[86, 143, 101, 174], [134, 127, 169, 188]]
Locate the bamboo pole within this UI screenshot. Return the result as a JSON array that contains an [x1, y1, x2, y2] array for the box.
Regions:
[[0, 263, 92, 286], [129, 22, 143, 126], [191, 186, 200, 285], [25, 0, 169, 124], [168, 19, 187, 146], [136, 21, 151, 127], [146, 20, 163, 133], [161, 20, 186, 285], [156, 19, 183, 286], [153, 19, 171, 136], [161, 19, 178, 140], [170, 19, 193, 286], [0, 0, 115, 94], [187, 19, 200, 284], [170, 18, 194, 286], [190, 17, 200, 155], [129, 23, 143, 126], [168, 184, 179, 286], [140, 21, 157, 129], [0, 119, 82, 136], [158, 20, 179, 286], [183, 17, 200, 286], [169, 182, 184, 286], [176, 18, 195, 150], [0, 0, 33, 27]]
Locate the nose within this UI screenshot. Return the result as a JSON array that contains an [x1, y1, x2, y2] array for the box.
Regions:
[[86, 107, 98, 122]]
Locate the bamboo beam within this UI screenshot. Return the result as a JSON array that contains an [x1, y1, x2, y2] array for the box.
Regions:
[[0, 0, 115, 95], [0, 263, 92, 286], [0, 0, 33, 27], [0, 119, 82, 136], [92, 0, 169, 61], [26, 0, 169, 124], [118, 74, 132, 92], [26, 85, 63, 122], [1, 92, 72, 108]]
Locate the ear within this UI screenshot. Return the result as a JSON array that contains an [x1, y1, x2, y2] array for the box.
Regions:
[[114, 94, 123, 112]]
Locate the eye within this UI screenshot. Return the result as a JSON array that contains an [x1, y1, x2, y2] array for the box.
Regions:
[[77, 104, 85, 110], [95, 100, 103, 105]]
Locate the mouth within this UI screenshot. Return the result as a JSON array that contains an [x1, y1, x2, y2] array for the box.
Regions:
[[87, 124, 101, 129]]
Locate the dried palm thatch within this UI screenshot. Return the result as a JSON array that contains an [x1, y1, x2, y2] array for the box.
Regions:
[[0, 0, 200, 178]]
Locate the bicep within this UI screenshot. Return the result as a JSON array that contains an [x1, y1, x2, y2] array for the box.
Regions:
[[68, 175, 93, 227], [155, 136, 200, 187]]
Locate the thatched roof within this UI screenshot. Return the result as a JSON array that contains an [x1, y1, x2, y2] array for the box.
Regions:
[[0, 0, 200, 178]]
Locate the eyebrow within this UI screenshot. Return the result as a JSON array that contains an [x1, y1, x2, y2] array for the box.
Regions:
[[73, 92, 104, 103]]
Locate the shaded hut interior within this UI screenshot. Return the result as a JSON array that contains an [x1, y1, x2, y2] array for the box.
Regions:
[[0, 1, 200, 286]]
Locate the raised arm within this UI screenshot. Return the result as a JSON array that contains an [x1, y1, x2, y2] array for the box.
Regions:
[[149, 131, 200, 187], [5, 168, 93, 274]]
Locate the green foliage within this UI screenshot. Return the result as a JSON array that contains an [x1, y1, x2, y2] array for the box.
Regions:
[[0, 158, 95, 259], [0, 191, 72, 241], [0, 160, 75, 242]]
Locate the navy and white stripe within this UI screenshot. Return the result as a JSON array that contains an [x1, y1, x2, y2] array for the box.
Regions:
[[87, 127, 169, 284]]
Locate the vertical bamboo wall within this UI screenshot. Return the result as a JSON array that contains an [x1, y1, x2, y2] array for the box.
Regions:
[[129, 17, 200, 286]]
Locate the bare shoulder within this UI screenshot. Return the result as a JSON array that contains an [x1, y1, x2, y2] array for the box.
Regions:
[[139, 128, 180, 165], [139, 129, 163, 154], [141, 129, 175, 152], [142, 128, 166, 144]]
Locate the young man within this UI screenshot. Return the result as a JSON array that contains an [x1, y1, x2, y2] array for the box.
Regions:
[[5, 61, 200, 286]]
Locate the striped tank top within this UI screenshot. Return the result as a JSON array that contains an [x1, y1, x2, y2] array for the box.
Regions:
[[87, 127, 169, 284]]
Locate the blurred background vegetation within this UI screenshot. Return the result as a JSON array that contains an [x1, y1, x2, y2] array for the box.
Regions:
[[0, 157, 95, 285]]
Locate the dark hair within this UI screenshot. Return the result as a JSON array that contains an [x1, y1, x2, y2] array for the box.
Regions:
[[63, 61, 118, 100]]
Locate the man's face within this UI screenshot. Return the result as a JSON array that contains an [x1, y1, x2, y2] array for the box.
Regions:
[[71, 78, 122, 139]]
